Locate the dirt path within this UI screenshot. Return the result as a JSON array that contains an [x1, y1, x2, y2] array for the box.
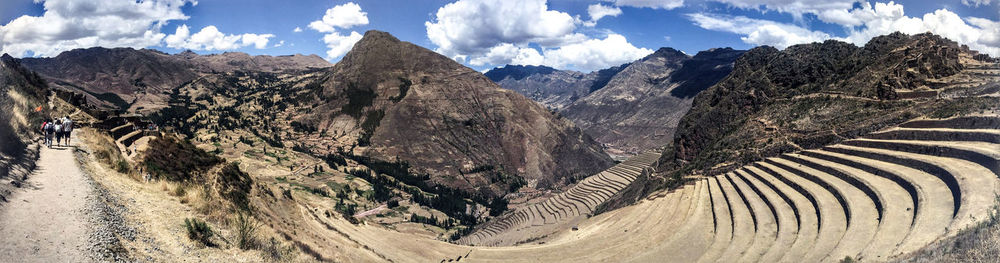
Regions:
[[354, 204, 387, 218], [0, 136, 92, 262]]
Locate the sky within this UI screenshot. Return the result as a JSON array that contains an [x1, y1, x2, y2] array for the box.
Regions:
[[0, 0, 998, 73]]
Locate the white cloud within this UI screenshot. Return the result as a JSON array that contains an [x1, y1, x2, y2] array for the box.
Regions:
[[467, 34, 651, 71], [707, 0, 857, 20], [962, 0, 992, 7], [687, 13, 832, 48], [164, 25, 274, 51], [293, 27, 303, 33], [425, 0, 579, 58], [833, 2, 1000, 56], [469, 43, 544, 66], [309, 2, 368, 60], [613, 0, 684, 9], [584, 4, 622, 27], [0, 0, 192, 57], [0, 0, 280, 57], [542, 34, 653, 71], [684, 1, 1000, 57], [308, 2, 368, 33], [321, 31, 363, 59], [425, 0, 649, 71]]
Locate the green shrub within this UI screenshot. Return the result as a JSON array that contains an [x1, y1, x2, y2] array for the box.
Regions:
[[233, 213, 260, 250], [116, 159, 131, 174], [218, 162, 253, 211], [143, 136, 222, 182], [184, 218, 214, 246]]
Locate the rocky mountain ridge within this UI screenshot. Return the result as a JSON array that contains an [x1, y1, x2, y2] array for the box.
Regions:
[[488, 47, 744, 157], [657, 32, 999, 182], [20, 47, 331, 113]]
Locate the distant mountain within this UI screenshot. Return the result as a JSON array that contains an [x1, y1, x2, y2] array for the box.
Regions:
[[484, 64, 628, 110], [658, 32, 999, 177], [295, 30, 614, 198], [491, 47, 744, 156], [20, 47, 330, 113]]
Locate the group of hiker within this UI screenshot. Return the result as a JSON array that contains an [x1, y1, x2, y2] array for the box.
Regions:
[[40, 116, 74, 148]]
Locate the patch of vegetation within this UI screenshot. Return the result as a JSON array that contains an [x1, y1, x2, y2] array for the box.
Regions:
[[115, 159, 131, 174], [357, 110, 385, 146], [341, 153, 487, 225], [184, 218, 214, 247], [290, 120, 317, 134], [218, 162, 253, 211], [409, 213, 459, 229], [233, 213, 260, 250], [322, 153, 347, 169], [390, 77, 411, 102], [488, 196, 509, 216], [143, 136, 222, 182], [461, 165, 494, 174], [334, 198, 360, 224], [340, 82, 377, 118]]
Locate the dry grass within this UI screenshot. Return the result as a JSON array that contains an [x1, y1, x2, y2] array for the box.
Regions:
[[79, 128, 140, 181], [893, 196, 1000, 263], [76, 128, 314, 262]]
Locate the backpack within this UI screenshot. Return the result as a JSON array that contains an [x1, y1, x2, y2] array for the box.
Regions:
[[44, 123, 54, 133]]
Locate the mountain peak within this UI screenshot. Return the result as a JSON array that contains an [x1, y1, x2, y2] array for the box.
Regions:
[[484, 64, 558, 82], [651, 47, 687, 59], [336, 30, 466, 80]]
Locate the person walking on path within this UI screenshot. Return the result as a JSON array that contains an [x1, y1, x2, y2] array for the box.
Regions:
[[42, 119, 55, 148], [61, 116, 74, 146], [53, 120, 63, 147]]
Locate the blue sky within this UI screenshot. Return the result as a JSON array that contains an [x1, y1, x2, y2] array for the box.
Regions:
[[0, 0, 998, 72]]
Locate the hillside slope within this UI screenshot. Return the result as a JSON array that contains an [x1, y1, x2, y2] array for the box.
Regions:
[[562, 48, 744, 155], [489, 48, 743, 156], [659, 32, 999, 182], [20, 48, 330, 113], [0, 54, 48, 203], [301, 30, 613, 197]]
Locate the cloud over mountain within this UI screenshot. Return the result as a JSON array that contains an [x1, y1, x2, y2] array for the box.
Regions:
[[426, 0, 651, 72], [308, 2, 368, 60], [0, 0, 275, 57]]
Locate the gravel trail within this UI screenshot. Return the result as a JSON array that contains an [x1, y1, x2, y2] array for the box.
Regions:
[[0, 133, 134, 262]]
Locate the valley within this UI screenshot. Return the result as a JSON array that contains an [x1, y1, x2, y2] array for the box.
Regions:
[[1, 25, 999, 263]]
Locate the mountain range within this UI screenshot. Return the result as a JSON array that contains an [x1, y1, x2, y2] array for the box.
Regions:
[[487, 47, 745, 156], [19, 48, 331, 114]]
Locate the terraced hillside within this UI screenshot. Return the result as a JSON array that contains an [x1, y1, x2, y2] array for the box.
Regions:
[[309, 115, 1000, 262], [458, 151, 661, 246]]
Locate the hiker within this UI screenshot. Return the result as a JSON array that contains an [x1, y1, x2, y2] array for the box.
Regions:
[[54, 120, 63, 147], [62, 116, 74, 146], [40, 120, 49, 145], [43, 119, 55, 148]]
